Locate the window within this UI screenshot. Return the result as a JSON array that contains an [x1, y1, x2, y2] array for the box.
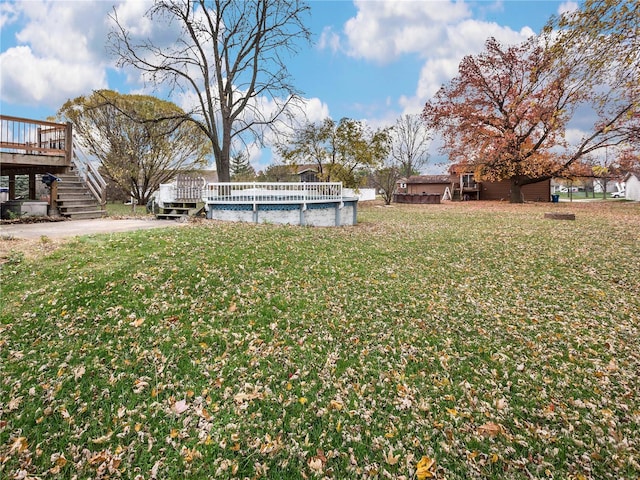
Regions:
[[461, 174, 477, 188]]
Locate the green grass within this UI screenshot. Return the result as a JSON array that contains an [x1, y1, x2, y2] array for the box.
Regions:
[[105, 201, 153, 218], [555, 191, 624, 201], [1, 201, 639, 479]]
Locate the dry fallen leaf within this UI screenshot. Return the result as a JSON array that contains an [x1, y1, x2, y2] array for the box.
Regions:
[[9, 436, 28, 454], [416, 456, 436, 479], [384, 448, 400, 465], [477, 422, 504, 437], [133, 378, 149, 394], [73, 365, 86, 381], [8, 396, 23, 411], [233, 391, 263, 403], [91, 431, 114, 444], [171, 399, 189, 415], [308, 456, 323, 473], [129, 317, 145, 327]]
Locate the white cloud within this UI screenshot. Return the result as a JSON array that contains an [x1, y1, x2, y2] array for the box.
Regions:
[[1, 45, 107, 107], [565, 128, 589, 146], [0, 0, 118, 108], [111, 0, 154, 38], [13, 0, 115, 63], [300, 97, 330, 124], [344, 0, 471, 63], [0, 2, 19, 29], [558, 2, 579, 16], [318, 26, 341, 54], [339, 1, 537, 118]]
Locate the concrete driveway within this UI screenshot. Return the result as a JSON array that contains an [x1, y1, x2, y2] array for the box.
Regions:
[[0, 217, 187, 240]]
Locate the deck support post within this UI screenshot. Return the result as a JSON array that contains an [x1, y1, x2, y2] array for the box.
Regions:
[[8, 175, 15, 200], [29, 173, 37, 200], [49, 180, 59, 216]]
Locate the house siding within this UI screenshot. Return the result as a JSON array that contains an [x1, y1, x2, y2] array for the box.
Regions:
[[406, 183, 449, 196], [625, 174, 640, 201], [402, 175, 551, 201], [481, 179, 551, 202]]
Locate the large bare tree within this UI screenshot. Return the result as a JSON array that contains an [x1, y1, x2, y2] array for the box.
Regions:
[[390, 114, 432, 178], [109, 0, 311, 182]]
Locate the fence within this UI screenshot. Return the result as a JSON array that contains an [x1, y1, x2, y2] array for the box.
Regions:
[[176, 175, 206, 201], [203, 182, 343, 204]]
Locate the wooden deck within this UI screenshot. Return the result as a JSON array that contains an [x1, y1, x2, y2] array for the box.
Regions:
[[1, 115, 73, 201], [1, 115, 72, 177]]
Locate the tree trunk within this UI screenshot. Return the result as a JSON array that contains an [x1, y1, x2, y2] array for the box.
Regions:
[[217, 154, 231, 183], [217, 126, 232, 183], [510, 177, 524, 203]]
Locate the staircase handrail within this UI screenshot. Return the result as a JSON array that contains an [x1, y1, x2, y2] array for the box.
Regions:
[[72, 144, 107, 206]]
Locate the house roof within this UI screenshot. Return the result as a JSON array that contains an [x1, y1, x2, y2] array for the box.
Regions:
[[293, 163, 319, 174], [406, 175, 452, 184], [623, 171, 640, 182]]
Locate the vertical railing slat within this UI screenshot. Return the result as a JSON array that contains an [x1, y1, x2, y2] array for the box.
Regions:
[[201, 182, 342, 204]]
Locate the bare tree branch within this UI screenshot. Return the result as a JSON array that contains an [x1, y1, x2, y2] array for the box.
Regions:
[[108, 0, 311, 182]]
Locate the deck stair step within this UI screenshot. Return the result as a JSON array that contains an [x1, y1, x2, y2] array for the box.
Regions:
[[55, 172, 106, 220], [155, 201, 199, 220]]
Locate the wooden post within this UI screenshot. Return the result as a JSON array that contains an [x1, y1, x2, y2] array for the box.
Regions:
[[49, 179, 59, 216], [65, 122, 73, 169], [8, 174, 15, 200], [29, 173, 36, 199]]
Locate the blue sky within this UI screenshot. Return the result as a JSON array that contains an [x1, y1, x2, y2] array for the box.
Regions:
[[0, 0, 578, 173]]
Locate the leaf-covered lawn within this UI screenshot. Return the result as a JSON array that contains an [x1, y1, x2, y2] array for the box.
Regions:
[[1, 201, 639, 479]]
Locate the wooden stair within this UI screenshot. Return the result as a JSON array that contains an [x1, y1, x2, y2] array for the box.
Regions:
[[155, 201, 200, 220], [55, 172, 106, 220]]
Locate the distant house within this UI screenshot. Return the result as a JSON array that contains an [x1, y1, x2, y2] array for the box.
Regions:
[[396, 173, 551, 202], [623, 172, 640, 201], [393, 175, 451, 204], [479, 178, 551, 202], [404, 175, 452, 196], [396, 177, 408, 193], [256, 164, 320, 182], [296, 164, 320, 183]]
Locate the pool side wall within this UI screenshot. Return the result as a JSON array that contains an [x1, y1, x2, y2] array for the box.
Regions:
[[206, 198, 358, 226]]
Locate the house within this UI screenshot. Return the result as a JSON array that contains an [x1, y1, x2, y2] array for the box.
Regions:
[[479, 178, 551, 202], [296, 164, 320, 183], [404, 175, 452, 196], [623, 172, 640, 201], [393, 175, 451, 204], [395, 173, 551, 203]]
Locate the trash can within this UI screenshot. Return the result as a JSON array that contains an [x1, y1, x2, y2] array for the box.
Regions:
[[551, 194, 560, 203]]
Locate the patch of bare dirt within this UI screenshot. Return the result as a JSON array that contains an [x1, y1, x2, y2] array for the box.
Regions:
[[0, 235, 65, 265]]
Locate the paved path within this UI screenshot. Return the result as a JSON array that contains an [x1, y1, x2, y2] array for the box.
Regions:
[[0, 218, 187, 240]]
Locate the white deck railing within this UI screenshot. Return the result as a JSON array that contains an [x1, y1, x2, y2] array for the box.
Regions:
[[203, 182, 343, 204]]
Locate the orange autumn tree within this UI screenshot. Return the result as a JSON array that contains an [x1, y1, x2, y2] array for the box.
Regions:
[[423, 37, 581, 203], [423, 31, 638, 202]]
